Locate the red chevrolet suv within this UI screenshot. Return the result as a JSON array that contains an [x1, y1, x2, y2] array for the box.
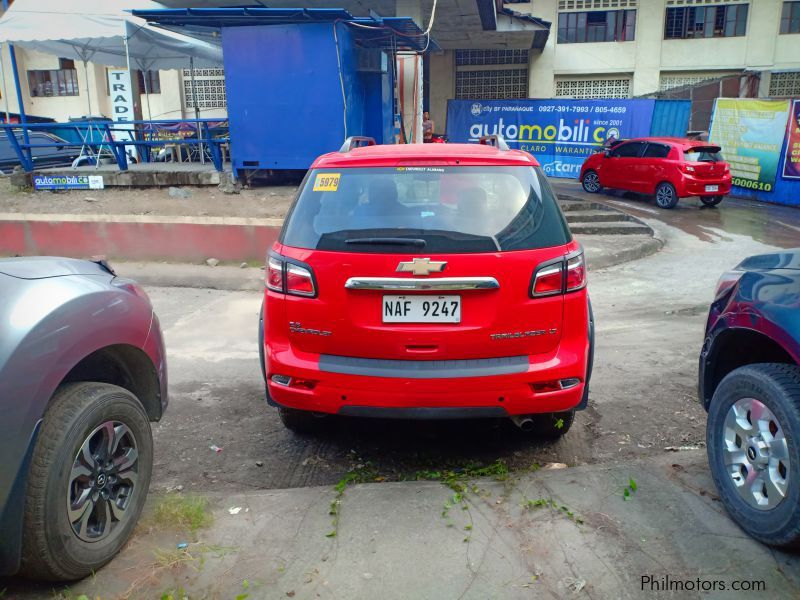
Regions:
[[260, 136, 593, 438], [579, 137, 732, 209]]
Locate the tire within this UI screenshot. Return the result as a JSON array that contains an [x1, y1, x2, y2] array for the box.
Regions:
[[701, 195, 724, 207], [19, 382, 153, 581], [527, 410, 575, 439], [278, 407, 326, 435], [654, 182, 679, 209], [581, 170, 603, 194], [706, 364, 800, 549]]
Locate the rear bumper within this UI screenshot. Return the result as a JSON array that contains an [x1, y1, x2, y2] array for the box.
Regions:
[[679, 176, 732, 197], [264, 342, 589, 417]]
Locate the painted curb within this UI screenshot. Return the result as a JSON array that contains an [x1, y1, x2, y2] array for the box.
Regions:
[[0, 193, 663, 269]]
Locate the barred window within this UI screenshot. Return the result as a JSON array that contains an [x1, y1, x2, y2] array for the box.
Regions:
[[558, 10, 636, 43], [455, 49, 529, 66], [781, 1, 800, 34], [455, 69, 528, 100], [182, 68, 226, 109], [454, 49, 529, 100], [555, 78, 631, 99], [136, 70, 161, 94], [28, 59, 79, 98], [768, 71, 800, 97], [664, 5, 748, 39]]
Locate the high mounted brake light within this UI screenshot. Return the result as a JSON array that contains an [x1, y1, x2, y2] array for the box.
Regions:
[[266, 255, 317, 297], [531, 252, 587, 297]]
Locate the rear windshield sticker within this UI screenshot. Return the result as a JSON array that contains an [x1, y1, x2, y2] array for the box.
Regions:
[[397, 167, 445, 173], [313, 173, 341, 192]]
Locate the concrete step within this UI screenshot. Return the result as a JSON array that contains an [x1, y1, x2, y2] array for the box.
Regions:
[[565, 210, 631, 224], [569, 221, 652, 235], [557, 200, 598, 212]]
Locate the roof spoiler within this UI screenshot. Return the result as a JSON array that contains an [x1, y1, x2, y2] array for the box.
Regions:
[[478, 134, 509, 150], [339, 136, 376, 153]]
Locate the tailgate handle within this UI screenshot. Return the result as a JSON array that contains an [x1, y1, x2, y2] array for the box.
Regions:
[[344, 277, 499, 291]]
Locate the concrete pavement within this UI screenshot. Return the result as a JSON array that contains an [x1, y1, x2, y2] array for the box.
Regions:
[[2, 184, 800, 598], [7, 453, 798, 599]]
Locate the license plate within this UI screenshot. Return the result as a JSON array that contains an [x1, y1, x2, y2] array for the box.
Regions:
[[382, 295, 461, 323], [705, 185, 719, 192]]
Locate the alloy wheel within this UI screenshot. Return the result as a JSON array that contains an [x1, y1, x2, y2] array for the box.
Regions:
[[583, 172, 600, 192], [67, 421, 139, 542], [656, 185, 673, 207], [722, 398, 790, 510]]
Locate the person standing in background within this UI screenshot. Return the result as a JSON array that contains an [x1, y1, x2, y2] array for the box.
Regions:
[[423, 111, 434, 143]]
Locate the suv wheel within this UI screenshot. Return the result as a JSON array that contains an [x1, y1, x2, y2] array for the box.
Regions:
[[527, 410, 575, 439], [706, 364, 800, 549], [701, 195, 723, 207], [581, 170, 602, 194], [654, 182, 679, 209], [20, 382, 153, 580], [278, 407, 327, 435]]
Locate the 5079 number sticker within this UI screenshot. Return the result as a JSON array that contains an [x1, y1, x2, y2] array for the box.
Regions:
[[313, 172, 341, 192]]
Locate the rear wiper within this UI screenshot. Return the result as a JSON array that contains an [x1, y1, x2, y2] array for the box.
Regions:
[[345, 237, 427, 247]]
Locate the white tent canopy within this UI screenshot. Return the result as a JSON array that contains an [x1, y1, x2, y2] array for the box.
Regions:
[[0, 0, 223, 114]]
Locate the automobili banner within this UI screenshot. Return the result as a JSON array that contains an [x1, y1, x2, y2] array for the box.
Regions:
[[446, 99, 656, 178]]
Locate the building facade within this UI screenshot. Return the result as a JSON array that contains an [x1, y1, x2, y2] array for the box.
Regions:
[[0, 45, 227, 123], [428, 0, 800, 126]]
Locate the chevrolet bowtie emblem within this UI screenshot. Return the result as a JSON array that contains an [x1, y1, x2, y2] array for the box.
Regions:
[[396, 258, 447, 276]]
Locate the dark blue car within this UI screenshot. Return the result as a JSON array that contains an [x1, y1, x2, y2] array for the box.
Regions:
[[700, 249, 800, 549]]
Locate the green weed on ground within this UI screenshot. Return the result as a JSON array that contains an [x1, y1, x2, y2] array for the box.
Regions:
[[523, 497, 585, 525], [327, 463, 381, 538], [153, 494, 213, 532]]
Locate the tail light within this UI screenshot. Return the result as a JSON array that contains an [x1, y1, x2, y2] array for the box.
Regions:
[[531, 264, 563, 296], [682, 164, 696, 174], [265, 255, 317, 297], [565, 253, 586, 291], [531, 252, 587, 297]]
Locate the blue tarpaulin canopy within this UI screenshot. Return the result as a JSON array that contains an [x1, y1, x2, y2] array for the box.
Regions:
[[131, 7, 439, 52]]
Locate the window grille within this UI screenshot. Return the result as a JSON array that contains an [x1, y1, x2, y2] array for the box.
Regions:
[[455, 69, 528, 99], [659, 72, 730, 90], [559, 0, 637, 9], [455, 49, 529, 66], [554, 77, 631, 99], [768, 71, 800, 97], [182, 68, 226, 109]]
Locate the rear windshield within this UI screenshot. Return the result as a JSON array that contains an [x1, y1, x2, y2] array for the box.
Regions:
[[684, 147, 722, 162], [280, 166, 570, 253]]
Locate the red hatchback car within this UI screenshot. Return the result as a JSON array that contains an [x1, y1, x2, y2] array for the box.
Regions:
[[579, 137, 732, 209], [260, 136, 593, 438]]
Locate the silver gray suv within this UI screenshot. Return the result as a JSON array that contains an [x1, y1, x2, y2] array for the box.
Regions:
[[0, 257, 168, 581]]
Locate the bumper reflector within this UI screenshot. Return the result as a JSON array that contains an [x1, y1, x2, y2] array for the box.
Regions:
[[531, 378, 582, 392], [271, 374, 291, 386]]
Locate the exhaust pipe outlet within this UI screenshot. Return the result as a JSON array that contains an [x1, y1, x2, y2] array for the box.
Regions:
[[510, 415, 535, 432]]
